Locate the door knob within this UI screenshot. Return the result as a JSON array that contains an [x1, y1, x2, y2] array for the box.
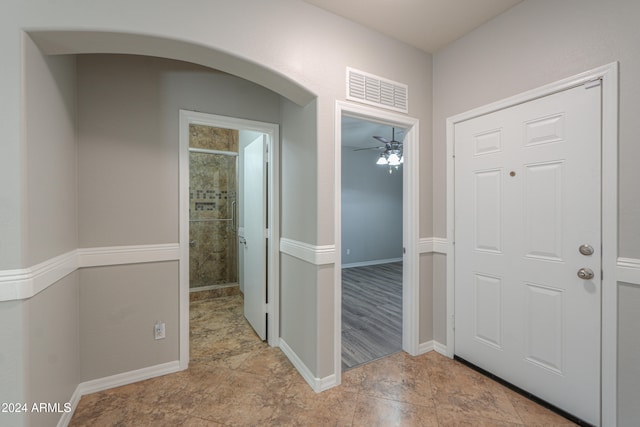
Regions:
[[577, 268, 594, 280]]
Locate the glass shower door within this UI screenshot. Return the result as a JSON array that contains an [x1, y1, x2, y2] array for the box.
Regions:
[[189, 150, 238, 289]]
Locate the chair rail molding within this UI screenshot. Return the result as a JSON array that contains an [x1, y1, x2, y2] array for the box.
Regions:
[[617, 257, 640, 286], [418, 237, 448, 255], [280, 237, 336, 265], [0, 244, 181, 302]]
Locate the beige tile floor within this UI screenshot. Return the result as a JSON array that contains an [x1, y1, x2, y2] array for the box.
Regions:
[[70, 294, 577, 426]]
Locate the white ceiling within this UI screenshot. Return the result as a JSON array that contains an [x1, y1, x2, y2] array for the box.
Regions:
[[303, 0, 522, 53]]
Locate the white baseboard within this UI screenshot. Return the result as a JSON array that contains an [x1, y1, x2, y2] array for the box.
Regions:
[[417, 340, 448, 357], [279, 339, 337, 392], [57, 386, 82, 427], [342, 257, 402, 269], [417, 340, 435, 354], [77, 360, 182, 396], [58, 361, 181, 427], [433, 341, 448, 356]]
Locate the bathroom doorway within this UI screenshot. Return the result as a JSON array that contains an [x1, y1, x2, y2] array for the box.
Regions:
[[188, 126, 239, 299], [179, 110, 280, 368]]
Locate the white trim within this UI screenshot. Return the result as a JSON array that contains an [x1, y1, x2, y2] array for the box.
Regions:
[[60, 361, 181, 426], [446, 62, 619, 427], [0, 234, 450, 303], [417, 340, 435, 354], [0, 250, 77, 301], [335, 101, 421, 392], [418, 237, 448, 255], [342, 257, 402, 269], [278, 339, 337, 392], [77, 244, 180, 267], [77, 360, 181, 396], [279, 237, 335, 265], [433, 341, 448, 356], [179, 110, 281, 370], [0, 244, 181, 302], [188, 147, 238, 156], [416, 340, 448, 357], [617, 257, 640, 286], [58, 386, 82, 427]]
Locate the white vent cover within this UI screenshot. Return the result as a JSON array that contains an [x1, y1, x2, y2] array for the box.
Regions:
[[346, 67, 408, 113]]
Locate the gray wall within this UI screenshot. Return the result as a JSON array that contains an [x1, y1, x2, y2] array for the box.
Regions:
[[24, 36, 78, 266], [280, 98, 318, 244], [341, 145, 402, 265], [0, 300, 28, 427], [79, 263, 179, 381], [1, 36, 82, 427], [432, 0, 640, 423], [618, 283, 640, 426], [279, 97, 326, 374], [28, 273, 80, 427]]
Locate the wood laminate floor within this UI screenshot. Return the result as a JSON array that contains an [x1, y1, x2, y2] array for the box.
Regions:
[[342, 261, 403, 370]]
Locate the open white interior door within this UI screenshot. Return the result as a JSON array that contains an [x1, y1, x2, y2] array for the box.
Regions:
[[242, 135, 267, 340]]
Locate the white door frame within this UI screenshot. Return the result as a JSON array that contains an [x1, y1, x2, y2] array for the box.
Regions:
[[334, 101, 420, 383], [179, 110, 280, 369], [446, 63, 618, 426]]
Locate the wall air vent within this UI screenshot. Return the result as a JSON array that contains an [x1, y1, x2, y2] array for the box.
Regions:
[[346, 67, 408, 114]]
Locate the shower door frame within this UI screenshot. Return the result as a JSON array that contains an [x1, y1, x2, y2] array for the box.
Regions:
[[188, 147, 239, 291], [178, 110, 280, 369]]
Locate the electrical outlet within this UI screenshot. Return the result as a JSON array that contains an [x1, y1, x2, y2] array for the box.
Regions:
[[154, 321, 166, 340], [346, 248, 351, 255]]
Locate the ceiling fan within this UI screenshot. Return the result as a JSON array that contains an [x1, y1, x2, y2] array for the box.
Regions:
[[354, 127, 404, 172]]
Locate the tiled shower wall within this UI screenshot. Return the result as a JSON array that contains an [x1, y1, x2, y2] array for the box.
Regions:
[[189, 125, 238, 288]]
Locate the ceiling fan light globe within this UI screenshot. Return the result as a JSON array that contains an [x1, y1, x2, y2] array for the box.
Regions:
[[388, 153, 401, 166]]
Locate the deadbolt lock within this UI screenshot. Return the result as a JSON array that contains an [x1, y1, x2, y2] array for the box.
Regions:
[[579, 244, 594, 256]]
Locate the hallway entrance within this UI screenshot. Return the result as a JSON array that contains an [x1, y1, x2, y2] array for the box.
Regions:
[[335, 101, 420, 382]]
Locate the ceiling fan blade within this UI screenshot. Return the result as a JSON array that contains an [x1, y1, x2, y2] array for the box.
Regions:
[[353, 146, 384, 151], [373, 135, 390, 144]]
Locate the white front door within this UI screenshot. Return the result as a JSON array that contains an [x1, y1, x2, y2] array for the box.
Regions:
[[454, 83, 602, 424], [243, 135, 267, 340]]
